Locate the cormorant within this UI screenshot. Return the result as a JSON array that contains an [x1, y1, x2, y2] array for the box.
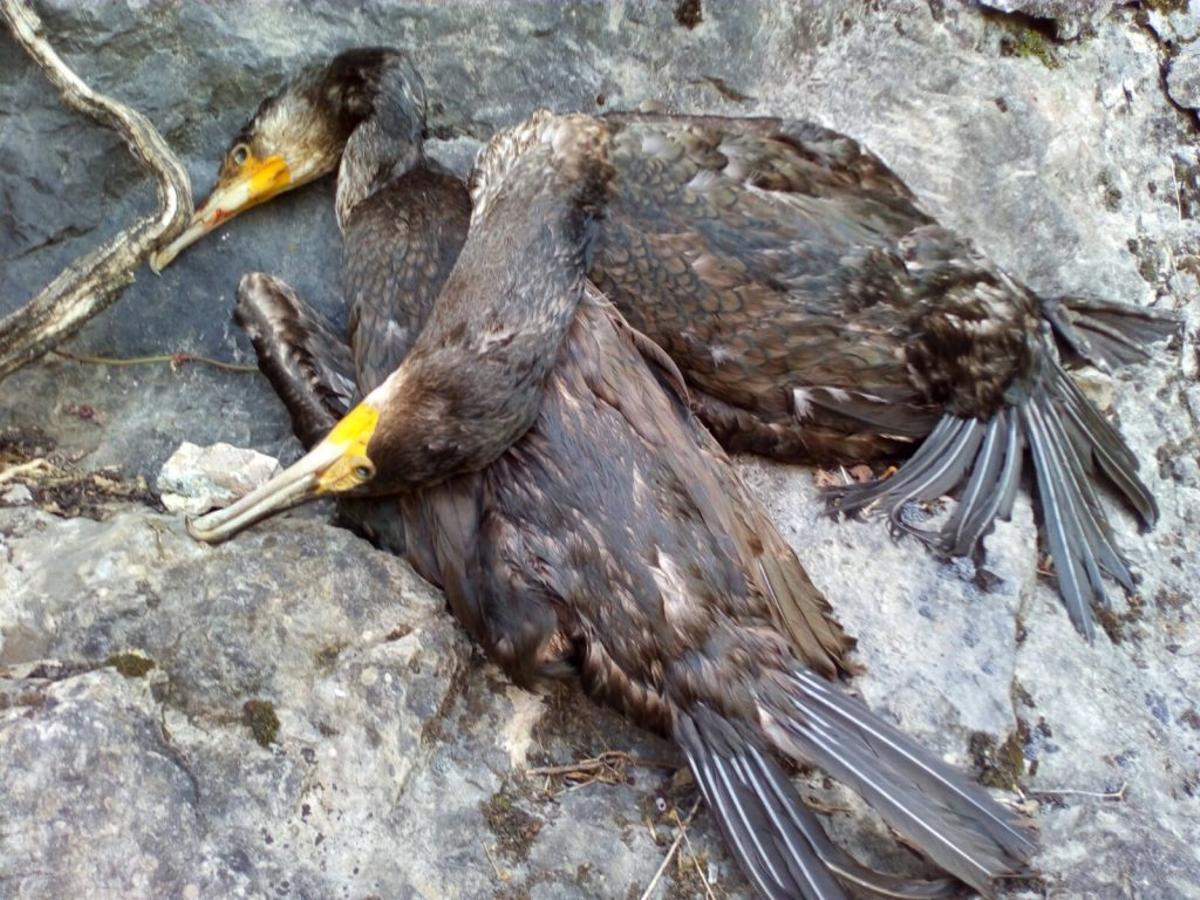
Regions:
[[152, 52, 1178, 640], [158, 50, 1034, 898], [486, 110, 1179, 641]]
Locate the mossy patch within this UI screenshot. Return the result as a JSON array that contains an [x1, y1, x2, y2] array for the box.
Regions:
[[667, 849, 713, 899], [482, 784, 543, 861], [243, 699, 281, 748], [1143, 0, 1188, 13], [1098, 170, 1123, 212], [985, 8, 1062, 70], [107, 652, 155, 678], [969, 725, 1028, 790], [1097, 591, 1146, 644], [1000, 26, 1060, 68], [315, 642, 346, 669], [674, 0, 702, 29]]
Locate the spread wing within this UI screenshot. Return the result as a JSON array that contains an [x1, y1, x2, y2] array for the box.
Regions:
[[233, 272, 357, 449]]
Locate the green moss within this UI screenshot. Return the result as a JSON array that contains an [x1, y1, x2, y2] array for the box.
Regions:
[[1000, 27, 1060, 69], [1143, 0, 1187, 13], [242, 699, 281, 748], [969, 726, 1028, 790], [106, 652, 155, 678], [482, 785, 542, 861], [315, 642, 345, 669]]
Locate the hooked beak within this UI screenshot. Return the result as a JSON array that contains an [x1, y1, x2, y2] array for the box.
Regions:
[[187, 402, 379, 544], [150, 154, 291, 272]]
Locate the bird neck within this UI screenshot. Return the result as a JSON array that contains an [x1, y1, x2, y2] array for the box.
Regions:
[[336, 116, 423, 230], [365, 190, 595, 493], [342, 164, 472, 392]]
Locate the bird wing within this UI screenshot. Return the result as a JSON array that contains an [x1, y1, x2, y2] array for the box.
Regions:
[[233, 272, 358, 449], [487, 288, 857, 682], [607, 295, 859, 678], [591, 112, 935, 436]]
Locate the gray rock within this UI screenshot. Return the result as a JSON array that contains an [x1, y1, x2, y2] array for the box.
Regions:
[[1146, 0, 1200, 44], [2, 1, 1199, 898], [1167, 41, 1200, 111], [979, 0, 1118, 40], [0, 507, 727, 898], [1, 483, 33, 505], [156, 440, 282, 514]]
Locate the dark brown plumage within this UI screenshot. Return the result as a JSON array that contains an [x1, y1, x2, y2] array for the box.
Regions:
[[479, 109, 1179, 640], [163, 50, 1034, 899], [150, 48, 1177, 639]]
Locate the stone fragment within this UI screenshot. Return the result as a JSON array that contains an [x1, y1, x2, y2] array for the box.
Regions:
[[156, 441, 281, 514]]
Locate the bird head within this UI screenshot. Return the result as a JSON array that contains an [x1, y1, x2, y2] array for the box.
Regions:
[[151, 47, 425, 271], [186, 379, 395, 544]]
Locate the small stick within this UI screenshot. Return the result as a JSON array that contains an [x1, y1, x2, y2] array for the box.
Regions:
[[673, 805, 718, 900], [51, 349, 259, 374], [482, 842, 508, 882], [639, 798, 702, 900], [526, 752, 676, 778], [0, 0, 192, 381], [1030, 782, 1127, 801]]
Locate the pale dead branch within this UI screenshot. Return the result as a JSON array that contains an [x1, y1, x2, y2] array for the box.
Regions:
[[639, 798, 703, 900], [0, 0, 192, 381]]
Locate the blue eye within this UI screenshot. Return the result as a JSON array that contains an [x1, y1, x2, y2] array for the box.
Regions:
[[232, 144, 250, 166]]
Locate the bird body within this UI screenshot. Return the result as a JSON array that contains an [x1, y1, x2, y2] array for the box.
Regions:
[[480, 108, 1176, 638], [162, 50, 1035, 898], [149, 46, 1177, 636]]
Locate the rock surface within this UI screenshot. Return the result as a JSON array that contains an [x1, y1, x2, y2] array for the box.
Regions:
[[979, 0, 1119, 40], [1168, 40, 1200, 111], [156, 440, 282, 514], [2, 2, 1199, 898]]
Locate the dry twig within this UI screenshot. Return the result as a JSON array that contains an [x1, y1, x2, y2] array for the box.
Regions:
[[1029, 782, 1127, 802], [481, 842, 509, 883], [0, 0, 192, 381], [672, 805, 718, 900], [526, 750, 676, 784], [51, 349, 258, 374], [639, 798, 703, 900]]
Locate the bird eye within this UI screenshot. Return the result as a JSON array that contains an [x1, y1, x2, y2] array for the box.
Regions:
[[231, 144, 250, 166], [354, 464, 373, 480]]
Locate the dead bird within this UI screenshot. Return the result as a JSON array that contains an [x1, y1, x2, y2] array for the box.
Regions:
[[487, 109, 1178, 642], [152, 54, 1178, 640], [159, 50, 1035, 898]]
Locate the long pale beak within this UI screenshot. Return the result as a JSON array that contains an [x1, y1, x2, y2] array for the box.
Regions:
[[150, 154, 291, 272], [186, 439, 343, 543], [187, 403, 380, 544]]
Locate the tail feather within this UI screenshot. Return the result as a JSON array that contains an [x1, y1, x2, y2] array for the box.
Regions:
[[1025, 394, 1134, 588], [1041, 295, 1180, 371], [762, 672, 1035, 896], [944, 410, 1022, 556], [1051, 368, 1155, 525], [827, 356, 1154, 639], [677, 710, 963, 900], [234, 272, 358, 449]]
